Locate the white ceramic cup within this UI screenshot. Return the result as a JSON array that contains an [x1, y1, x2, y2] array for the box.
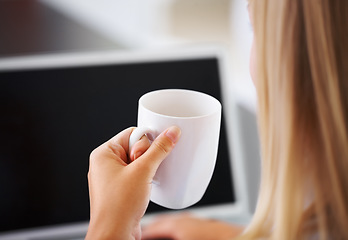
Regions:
[[129, 89, 221, 209]]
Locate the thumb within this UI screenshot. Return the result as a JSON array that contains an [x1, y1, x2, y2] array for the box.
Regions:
[[133, 126, 181, 178]]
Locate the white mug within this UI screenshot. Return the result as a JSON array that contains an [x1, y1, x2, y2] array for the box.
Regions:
[[129, 89, 221, 209]]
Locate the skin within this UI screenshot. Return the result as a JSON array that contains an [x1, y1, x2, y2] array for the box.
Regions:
[[86, 126, 181, 240], [142, 214, 244, 240], [249, 6, 257, 85], [249, 36, 257, 85]]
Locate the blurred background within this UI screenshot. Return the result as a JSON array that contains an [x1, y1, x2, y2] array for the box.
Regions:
[[0, 1, 261, 237], [0, 0, 255, 111], [0, 0, 260, 217]]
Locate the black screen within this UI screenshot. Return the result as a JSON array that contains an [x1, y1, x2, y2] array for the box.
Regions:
[[0, 58, 235, 232]]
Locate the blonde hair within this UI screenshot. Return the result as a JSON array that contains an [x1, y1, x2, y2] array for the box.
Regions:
[[241, 0, 348, 239]]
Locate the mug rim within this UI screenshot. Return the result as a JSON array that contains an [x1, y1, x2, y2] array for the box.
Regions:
[[139, 89, 222, 119]]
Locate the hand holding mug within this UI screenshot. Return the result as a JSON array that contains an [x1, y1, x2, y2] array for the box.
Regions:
[[129, 89, 222, 209], [86, 126, 181, 240], [86, 89, 221, 239]]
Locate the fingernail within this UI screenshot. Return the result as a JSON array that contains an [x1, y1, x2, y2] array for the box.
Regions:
[[133, 152, 139, 160], [165, 126, 181, 144], [133, 149, 145, 160]]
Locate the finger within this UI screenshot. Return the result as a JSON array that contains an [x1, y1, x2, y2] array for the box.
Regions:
[[133, 126, 181, 178], [90, 127, 135, 166], [141, 219, 174, 240], [141, 214, 186, 240], [107, 127, 136, 154], [129, 135, 151, 161]]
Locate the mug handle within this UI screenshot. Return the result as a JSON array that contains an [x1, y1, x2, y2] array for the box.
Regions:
[[129, 126, 157, 153]]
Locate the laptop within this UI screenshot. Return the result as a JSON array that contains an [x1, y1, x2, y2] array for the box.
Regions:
[[0, 47, 252, 240]]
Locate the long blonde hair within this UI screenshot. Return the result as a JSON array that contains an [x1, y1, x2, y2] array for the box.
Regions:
[[241, 0, 348, 239]]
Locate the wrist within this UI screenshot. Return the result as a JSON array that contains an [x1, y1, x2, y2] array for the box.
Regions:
[[85, 217, 136, 240], [85, 227, 135, 240]]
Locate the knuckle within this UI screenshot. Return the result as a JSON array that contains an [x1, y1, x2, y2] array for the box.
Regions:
[[154, 141, 169, 155], [89, 145, 107, 166], [153, 138, 172, 155], [89, 147, 102, 164], [89, 148, 97, 160], [89, 149, 97, 165], [87, 171, 91, 182]]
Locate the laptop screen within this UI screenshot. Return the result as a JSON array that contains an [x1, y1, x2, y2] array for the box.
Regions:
[[0, 51, 236, 233]]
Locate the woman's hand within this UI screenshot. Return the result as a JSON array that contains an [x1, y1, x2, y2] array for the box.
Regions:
[[85, 126, 181, 240], [142, 213, 244, 240]]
